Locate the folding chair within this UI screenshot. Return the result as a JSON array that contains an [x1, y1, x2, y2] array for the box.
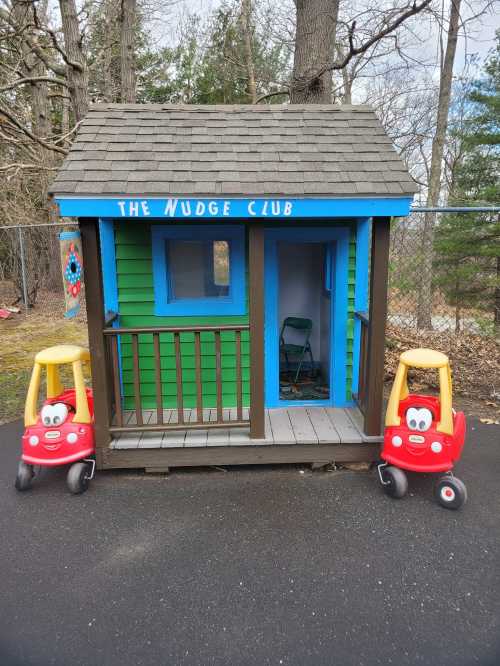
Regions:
[[279, 317, 315, 384]]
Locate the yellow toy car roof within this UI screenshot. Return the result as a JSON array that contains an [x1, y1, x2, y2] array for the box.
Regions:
[[400, 348, 449, 369], [35, 345, 90, 365]]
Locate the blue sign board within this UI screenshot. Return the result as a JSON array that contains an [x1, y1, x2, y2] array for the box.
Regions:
[[55, 196, 413, 219]]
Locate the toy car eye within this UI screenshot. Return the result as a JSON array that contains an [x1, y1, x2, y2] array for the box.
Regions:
[[52, 403, 68, 426], [417, 408, 432, 432], [41, 405, 54, 426], [406, 408, 419, 430]]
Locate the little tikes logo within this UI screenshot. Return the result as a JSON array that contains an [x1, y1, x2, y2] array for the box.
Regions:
[[116, 199, 294, 218]]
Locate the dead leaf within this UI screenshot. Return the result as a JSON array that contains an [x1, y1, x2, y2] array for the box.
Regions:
[[479, 418, 500, 425]]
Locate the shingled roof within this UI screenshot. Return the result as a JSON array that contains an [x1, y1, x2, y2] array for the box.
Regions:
[[49, 104, 417, 198]]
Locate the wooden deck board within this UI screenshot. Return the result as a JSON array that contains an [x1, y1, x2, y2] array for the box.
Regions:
[[325, 408, 363, 444], [111, 406, 376, 450], [287, 408, 318, 444], [268, 408, 295, 445], [306, 407, 340, 444]]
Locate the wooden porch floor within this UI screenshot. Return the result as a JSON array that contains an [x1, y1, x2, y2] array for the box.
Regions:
[[110, 406, 381, 449]]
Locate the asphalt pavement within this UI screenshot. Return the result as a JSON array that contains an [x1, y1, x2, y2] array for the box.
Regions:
[[1, 418, 499, 666]]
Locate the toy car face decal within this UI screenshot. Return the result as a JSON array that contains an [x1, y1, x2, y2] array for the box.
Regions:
[[40, 403, 69, 427], [406, 407, 433, 432]]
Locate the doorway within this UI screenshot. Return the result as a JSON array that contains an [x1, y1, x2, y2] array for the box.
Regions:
[[277, 242, 331, 402], [264, 227, 350, 408]]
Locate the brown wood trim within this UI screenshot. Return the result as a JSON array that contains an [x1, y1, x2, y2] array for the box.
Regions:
[[110, 335, 123, 428], [153, 332, 163, 426], [101, 442, 380, 469], [131, 334, 143, 426], [248, 223, 265, 439], [79, 218, 112, 468], [110, 420, 249, 434], [235, 330, 243, 421], [194, 331, 203, 423], [104, 324, 249, 335], [364, 217, 391, 436], [174, 332, 184, 425]]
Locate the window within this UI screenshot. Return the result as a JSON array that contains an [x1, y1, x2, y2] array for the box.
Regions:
[[152, 225, 246, 316]]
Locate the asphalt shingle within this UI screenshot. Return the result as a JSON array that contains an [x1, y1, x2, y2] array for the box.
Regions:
[[49, 104, 418, 198]]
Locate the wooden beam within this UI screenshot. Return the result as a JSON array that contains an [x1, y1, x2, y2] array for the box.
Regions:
[[101, 442, 380, 470], [364, 217, 391, 437], [79, 217, 112, 468], [248, 223, 265, 438]]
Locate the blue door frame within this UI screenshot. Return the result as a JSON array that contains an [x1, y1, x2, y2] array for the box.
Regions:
[[264, 227, 351, 408]]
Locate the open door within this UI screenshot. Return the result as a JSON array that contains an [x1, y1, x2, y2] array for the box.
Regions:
[[264, 227, 350, 409]]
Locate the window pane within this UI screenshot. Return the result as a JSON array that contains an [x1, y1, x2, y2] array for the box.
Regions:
[[167, 240, 230, 300], [213, 241, 229, 286]]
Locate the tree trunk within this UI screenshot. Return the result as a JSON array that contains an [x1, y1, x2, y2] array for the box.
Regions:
[[416, 0, 461, 329], [495, 254, 500, 333], [120, 0, 137, 103], [240, 0, 257, 103], [290, 0, 340, 103], [59, 0, 88, 123]]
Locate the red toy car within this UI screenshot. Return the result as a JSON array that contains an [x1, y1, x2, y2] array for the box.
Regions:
[[378, 348, 467, 509], [16, 345, 96, 494]]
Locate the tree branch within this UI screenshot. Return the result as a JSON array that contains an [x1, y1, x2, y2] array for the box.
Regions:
[[0, 75, 69, 93], [255, 88, 290, 104], [0, 105, 68, 155], [304, 0, 433, 84]]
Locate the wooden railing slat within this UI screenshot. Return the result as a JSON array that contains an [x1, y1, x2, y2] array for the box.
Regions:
[[153, 332, 163, 425], [236, 330, 243, 421], [132, 333, 143, 426], [110, 334, 123, 427], [174, 332, 184, 425], [215, 331, 223, 423], [194, 331, 203, 423]]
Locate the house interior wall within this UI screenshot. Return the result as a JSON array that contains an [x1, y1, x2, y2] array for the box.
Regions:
[[277, 242, 330, 381]]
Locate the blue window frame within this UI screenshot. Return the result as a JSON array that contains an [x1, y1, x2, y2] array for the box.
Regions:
[[151, 225, 246, 316]]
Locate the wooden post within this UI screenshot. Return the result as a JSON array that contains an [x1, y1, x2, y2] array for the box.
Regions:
[[364, 217, 391, 437], [248, 223, 265, 438], [79, 217, 113, 467]]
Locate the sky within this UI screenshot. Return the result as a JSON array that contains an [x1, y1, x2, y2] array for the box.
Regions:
[[164, 0, 500, 72]]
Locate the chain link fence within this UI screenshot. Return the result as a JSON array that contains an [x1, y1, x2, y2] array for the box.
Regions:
[[0, 214, 498, 338], [0, 223, 86, 321], [389, 211, 499, 337]]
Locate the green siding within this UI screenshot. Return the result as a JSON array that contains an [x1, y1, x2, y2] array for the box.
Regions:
[[114, 222, 249, 410], [346, 224, 356, 402]]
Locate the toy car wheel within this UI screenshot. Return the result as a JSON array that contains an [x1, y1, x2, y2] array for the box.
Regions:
[[434, 476, 467, 510], [67, 462, 90, 495], [381, 465, 408, 499], [15, 461, 34, 491]]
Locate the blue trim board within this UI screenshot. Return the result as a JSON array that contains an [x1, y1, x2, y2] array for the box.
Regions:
[[59, 230, 80, 241], [351, 218, 370, 397], [264, 227, 351, 409], [98, 219, 119, 317], [98, 218, 123, 404], [56, 197, 413, 219], [151, 225, 246, 317]]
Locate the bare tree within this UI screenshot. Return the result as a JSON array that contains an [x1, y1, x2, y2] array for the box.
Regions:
[[120, 0, 137, 103], [416, 0, 461, 329], [58, 0, 87, 122], [240, 0, 257, 103], [289, 0, 432, 104]]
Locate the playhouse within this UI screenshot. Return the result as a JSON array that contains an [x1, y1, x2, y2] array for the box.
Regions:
[[49, 104, 417, 471]]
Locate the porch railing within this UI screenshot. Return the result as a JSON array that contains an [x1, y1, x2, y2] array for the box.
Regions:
[[103, 324, 250, 434], [354, 311, 369, 416]]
